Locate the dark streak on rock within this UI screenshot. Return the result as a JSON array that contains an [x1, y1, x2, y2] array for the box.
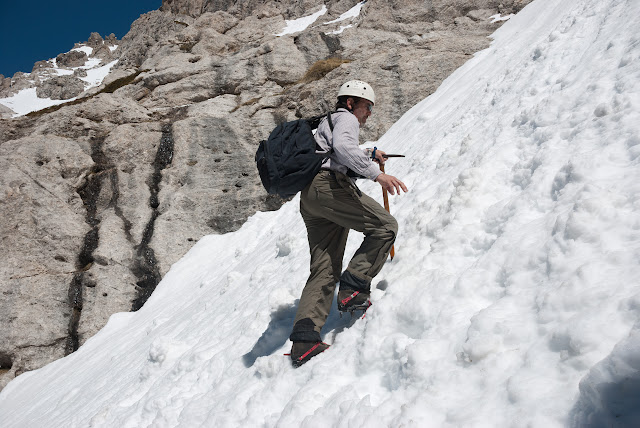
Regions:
[[131, 121, 176, 311], [66, 134, 111, 355]]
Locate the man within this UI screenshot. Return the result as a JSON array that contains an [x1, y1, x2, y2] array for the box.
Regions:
[[289, 80, 408, 367]]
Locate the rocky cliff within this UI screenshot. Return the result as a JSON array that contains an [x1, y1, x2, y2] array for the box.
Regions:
[[0, 0, 531, 389]]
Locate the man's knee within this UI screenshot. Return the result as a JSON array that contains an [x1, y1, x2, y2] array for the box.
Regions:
[[387, 215, 398, 236], [379, 214, 398, 242]]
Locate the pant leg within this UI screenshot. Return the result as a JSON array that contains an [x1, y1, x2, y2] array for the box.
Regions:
[[290, 171, 398, 342], [290, 174, 349, 342], [314, 172, 398, 291], [342, 193, 397, 288]]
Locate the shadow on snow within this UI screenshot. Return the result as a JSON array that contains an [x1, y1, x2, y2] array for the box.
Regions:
[[242, 290, 364, 367]]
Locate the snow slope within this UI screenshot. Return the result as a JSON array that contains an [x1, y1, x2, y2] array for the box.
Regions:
[[1, 0, 639, 426]]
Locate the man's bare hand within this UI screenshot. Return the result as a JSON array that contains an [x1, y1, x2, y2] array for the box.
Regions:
[[375, 173, 408, 195], [374, 149, 387, 165]]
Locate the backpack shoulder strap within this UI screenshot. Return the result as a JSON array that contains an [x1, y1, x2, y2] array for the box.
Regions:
[[324, 111, 338, 154], [326, 111, 334, 132]]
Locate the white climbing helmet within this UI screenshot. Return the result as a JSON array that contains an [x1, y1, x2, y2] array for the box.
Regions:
[[337, 80, 375, 105]]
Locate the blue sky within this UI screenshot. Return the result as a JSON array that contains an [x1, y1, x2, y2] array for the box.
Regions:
[[0, 0, 162, 78]]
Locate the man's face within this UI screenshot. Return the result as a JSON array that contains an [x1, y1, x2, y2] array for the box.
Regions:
[[350, 98, 373, 126]]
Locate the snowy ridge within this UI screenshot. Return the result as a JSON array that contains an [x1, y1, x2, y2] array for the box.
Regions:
[[275, 5, 328, 36], [0, 88, 70, 116], [322, 1, 366, 36], [0, 44, 118, 117], [1, 0, 639, 426], [276, 1, 366, 36], [323, 0, 366, 33]]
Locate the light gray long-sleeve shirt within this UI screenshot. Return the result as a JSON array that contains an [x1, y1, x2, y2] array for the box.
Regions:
[[314, 108, 381, 181]]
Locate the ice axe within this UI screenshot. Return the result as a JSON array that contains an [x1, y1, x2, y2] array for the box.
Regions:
[[378, 154, 404, 260]]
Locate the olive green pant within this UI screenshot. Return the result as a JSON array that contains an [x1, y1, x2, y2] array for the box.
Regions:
[[290, 170, 398, 342]]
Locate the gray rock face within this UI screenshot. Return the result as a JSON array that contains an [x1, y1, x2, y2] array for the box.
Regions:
[[36, 76, 85, 100], [32, 61, 54, 73], [0, 135, 93, 388], [0, 0, 532, 390], [56, 50, 88, 68], [86, 32, 105, 48], [0, 103, 13, 119]]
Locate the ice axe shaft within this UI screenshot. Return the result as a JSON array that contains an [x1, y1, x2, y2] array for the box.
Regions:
[[380, 164, 395, 260]]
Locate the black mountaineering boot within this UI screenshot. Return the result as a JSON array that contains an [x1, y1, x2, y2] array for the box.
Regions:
[[290, 341, 330, 368], [338, 271, 372, 313], [337, 289, 371, 313]]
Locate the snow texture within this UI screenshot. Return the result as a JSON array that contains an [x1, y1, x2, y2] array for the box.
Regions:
[[490, 13, 515, 23], [325, 24, 353, 36], [1, 0, 639, 426], [570, 323, 640, 426], [323, 1, 366, 25], [0, 88, 70, 116], [72, 46, 94, 56], [323, 1, 365, 35], [275, 6, 328, 37]]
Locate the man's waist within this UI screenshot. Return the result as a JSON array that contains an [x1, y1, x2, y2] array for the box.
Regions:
[[322, 158, 371, 180], [319, 167, 363, 180], [319, 167, 338, 177]]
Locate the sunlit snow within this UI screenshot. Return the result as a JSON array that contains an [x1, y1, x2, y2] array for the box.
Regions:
[[0, 49, 118, 117], [275, 6, 327, 37], [1, 0, 639, 426], [490, 13, 515, 23], [0, 88, 70, 116], [72, 46, 94, 56], [325, 24, 354, 35], [323, 1, 366, 25], [79, 59, 118, 87]]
